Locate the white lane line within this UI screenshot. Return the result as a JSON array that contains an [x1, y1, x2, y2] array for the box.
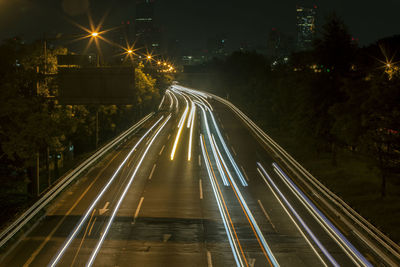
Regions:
[[198, 154, 202, 167], [207, 250, 213, 267], [231, 146, 237, 156], [240, 165, 250, 182], [167, 134, 171, 140], [225, 134, 230, 141], [159, 145, 165, 155], [148, 164, 157, 180], [199, 179, 203, 200], [133, 197, 145, 223], [257, 200, 277, 232]]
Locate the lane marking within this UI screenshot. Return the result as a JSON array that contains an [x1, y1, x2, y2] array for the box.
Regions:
[[198, 154, 202, 167], [99, 202, 110, 215], [159, 145, 165, 155], [148, 164, 157, 180], [240, 165, 250, 182], [207, 250, 213, 267], [167, 134, 171, 140], [257, 200, 277, 232], [231, 146, 237, 156], [199, 179, 203, 200], [133, 197, 145, 223]]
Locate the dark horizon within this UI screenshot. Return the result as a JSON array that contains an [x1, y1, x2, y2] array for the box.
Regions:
[[0, 0, 399, 50]]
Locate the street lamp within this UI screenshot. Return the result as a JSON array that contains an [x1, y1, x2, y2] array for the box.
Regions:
[[91, 32, 99, 37]]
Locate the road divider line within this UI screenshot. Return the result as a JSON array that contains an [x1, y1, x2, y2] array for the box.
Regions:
[[199, 179, 203, 200], [148, 164, 157, 180], [231, 146, 237, 156], [167, 134, 171, 140], [207, 250, 213, 267], [134, 197, 145, 222], [159, 145, 165, 155], [199, 155, 202, 166], [241, 166, 250, 182], [257, 200, 277, 232]]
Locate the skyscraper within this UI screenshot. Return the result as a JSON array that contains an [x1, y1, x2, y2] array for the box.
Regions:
[[296, 5, 317, 50], [134, 0, 161, 53]]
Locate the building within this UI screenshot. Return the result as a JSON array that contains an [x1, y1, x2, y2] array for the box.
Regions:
[[296, 5, 317, 50], [267, 28, 295, 60], [134, 0, 161, 53]]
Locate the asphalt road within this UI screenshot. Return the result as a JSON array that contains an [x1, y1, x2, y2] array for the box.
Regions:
[[0, 85, 395, 266]]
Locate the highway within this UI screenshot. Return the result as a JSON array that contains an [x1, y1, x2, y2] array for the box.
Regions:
[[1, 84, 399, 266]]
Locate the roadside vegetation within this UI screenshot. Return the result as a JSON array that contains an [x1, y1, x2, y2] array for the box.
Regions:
[[0, 38, 171, 228]]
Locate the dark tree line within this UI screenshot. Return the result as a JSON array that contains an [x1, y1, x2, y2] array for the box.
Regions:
[[0, 36, 171, 212], [206, 15, 400, 197]]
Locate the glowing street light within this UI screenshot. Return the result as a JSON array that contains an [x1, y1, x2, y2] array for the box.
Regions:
[[91, 32, 99, 37], [127, 49, 133, 54]]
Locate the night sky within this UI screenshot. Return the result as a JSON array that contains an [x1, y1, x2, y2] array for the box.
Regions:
[[0, 0, 399, 50]]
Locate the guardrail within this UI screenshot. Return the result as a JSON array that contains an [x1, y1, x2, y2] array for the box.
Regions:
[[210, 94, 400, 265], [0, 113, 154, 248]]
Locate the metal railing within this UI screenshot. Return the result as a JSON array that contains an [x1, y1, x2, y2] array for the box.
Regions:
[[0, 113, 154, 248]]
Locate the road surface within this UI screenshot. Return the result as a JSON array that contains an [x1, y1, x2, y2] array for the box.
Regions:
[[1, 85, 399, 266]]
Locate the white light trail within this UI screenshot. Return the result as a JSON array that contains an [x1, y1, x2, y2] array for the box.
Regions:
[[86, 115, 171, 267], [200, 135, 244, 267], [49, 116, 165, 267], [257, 163, 336, 267], [272, 163, 372, 267], [200, 105, 229, 186], [158, 95, 165, 110], [208, 109, 247, 186]]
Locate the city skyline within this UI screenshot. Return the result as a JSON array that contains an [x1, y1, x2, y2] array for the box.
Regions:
[[0, 0, 399, 51]]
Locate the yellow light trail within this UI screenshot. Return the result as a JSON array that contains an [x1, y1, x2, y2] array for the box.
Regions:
[[170, 97, 189, 160], [188, 103, 196, 161]]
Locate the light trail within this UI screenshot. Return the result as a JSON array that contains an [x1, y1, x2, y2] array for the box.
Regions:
[[257, 163, 336, 267], [166, 90, 173, 109], [175, 86, 246, 186], [207, 109, 247, 186], [87, 115, 171, 266], [170, 90, 179, 111], [188, 102, 196, 161], [158, 95, 165, 110], [272, 163, 372, 267], [170, 96, 189, 160], [187, 100, 195, 128], [197, 95, 277, 266], [49, 115, 165, 267], [200, 135, 247, 267], [200, 105, 229, 186]]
